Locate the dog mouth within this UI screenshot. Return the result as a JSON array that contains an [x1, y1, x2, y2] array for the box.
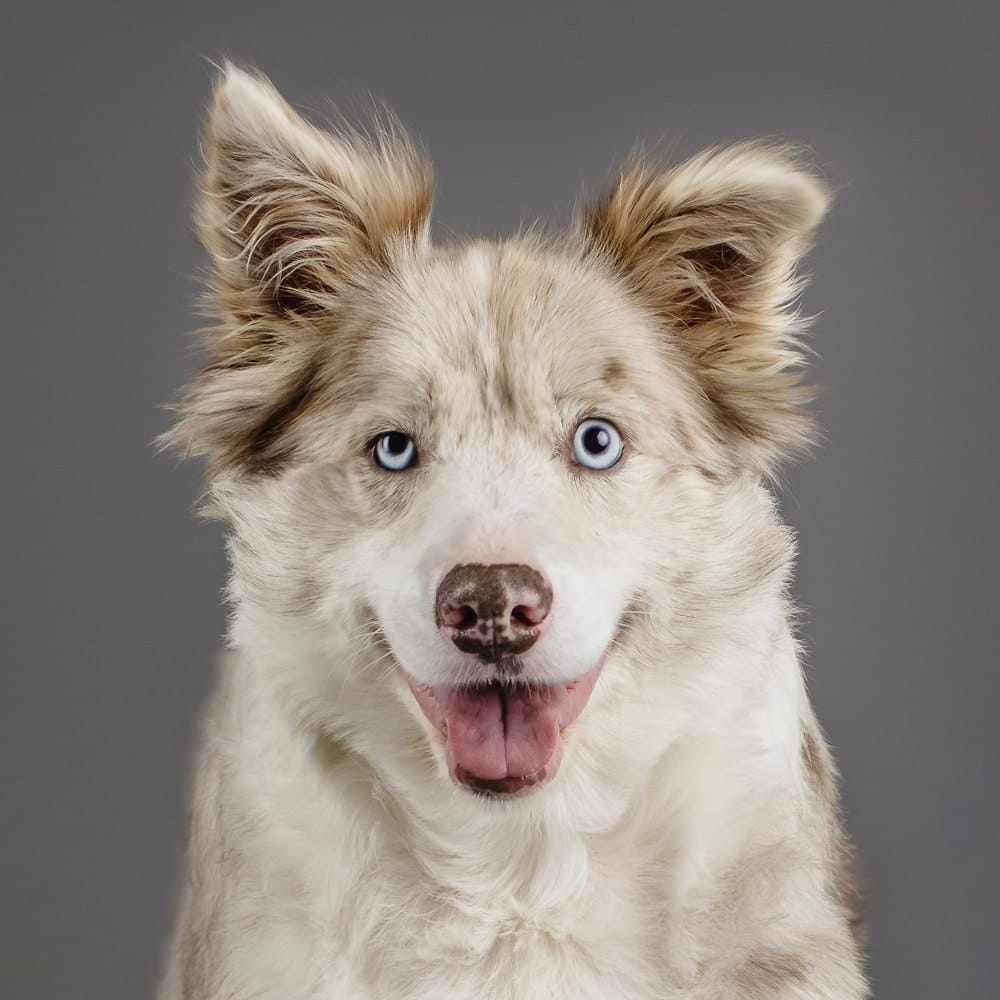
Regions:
[[404, 663, 604, 798]]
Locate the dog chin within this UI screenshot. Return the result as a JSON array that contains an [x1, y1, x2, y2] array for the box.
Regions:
[[402, 659, 605, 798]]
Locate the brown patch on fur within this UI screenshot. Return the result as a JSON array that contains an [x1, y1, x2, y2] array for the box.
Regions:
[[801, 725, 835, 803], [601, 358, 628, 389], [699, 370, 770, 444], [236, 361, 321, 474], [801, 723, 867, 945], [494, 365, 518, 414], [579, 145, 831, 475], [735, 950, 810, 993], [835, 836, 867, 947]]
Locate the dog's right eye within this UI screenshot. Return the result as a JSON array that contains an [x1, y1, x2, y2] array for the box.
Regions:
[[373, 432, 418, 471]]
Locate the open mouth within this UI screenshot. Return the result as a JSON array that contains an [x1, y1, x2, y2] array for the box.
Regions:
[[404, 662, 603, 798]]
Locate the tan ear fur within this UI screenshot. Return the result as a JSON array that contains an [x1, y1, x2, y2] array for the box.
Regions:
[[580, 144, 831, 474], [198, 64, 432, 320], [161, 64, 433, 475]]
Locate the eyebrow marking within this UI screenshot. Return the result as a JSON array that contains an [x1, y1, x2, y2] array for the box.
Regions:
[[601, 358, 627, 388]]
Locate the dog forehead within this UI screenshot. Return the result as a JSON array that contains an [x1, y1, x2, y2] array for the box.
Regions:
[[371, 239, 656, 402]]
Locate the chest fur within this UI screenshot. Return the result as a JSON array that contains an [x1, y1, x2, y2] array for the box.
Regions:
[[332, 842, 669, 1000]]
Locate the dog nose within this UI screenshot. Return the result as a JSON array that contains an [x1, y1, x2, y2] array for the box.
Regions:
[[435, 563, 552, 662]]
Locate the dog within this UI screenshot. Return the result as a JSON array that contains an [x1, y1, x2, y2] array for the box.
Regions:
[[157, 64, 867, 1000]]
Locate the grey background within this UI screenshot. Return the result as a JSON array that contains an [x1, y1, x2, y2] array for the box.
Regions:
[[2, 3, 997, 997]]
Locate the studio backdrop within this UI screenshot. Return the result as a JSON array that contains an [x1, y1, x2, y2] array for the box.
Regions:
[[2, 4, 996, 999]]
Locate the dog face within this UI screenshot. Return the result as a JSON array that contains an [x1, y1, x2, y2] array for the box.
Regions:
[[165, 66, 829, 806]]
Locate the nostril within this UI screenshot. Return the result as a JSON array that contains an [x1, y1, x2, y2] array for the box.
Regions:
[[456, 605, 478, 631], [439, 602, 479, 630], [511, 604, 543, 628]]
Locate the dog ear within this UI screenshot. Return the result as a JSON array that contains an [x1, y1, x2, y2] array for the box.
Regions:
[[162, 64, 433, 475], [580, 145, 830, 474]]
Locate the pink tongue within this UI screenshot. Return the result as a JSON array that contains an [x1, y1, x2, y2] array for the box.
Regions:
[[443, 685, 562, 780]]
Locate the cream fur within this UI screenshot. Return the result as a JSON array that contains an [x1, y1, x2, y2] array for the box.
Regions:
[[158, 65, 867, 999]]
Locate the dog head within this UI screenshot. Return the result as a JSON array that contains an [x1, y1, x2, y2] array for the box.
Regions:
[[164, 66, 829, 812]]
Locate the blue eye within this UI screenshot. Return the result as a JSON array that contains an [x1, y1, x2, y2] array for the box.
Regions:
[[374, 432, 417, 471], [572, 419, 623, 470]]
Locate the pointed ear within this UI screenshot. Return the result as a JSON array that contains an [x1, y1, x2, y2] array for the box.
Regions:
[[579, 144, 831, 474], [162, 65, 433, 475], [199, 63, 432, 319]]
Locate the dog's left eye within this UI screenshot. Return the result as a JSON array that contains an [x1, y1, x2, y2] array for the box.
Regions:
[[572, 419, 623, 470], [374, 432, 417, 471]]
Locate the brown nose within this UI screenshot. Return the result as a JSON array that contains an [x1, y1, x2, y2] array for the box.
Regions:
[[435, 563, 552, 662]]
